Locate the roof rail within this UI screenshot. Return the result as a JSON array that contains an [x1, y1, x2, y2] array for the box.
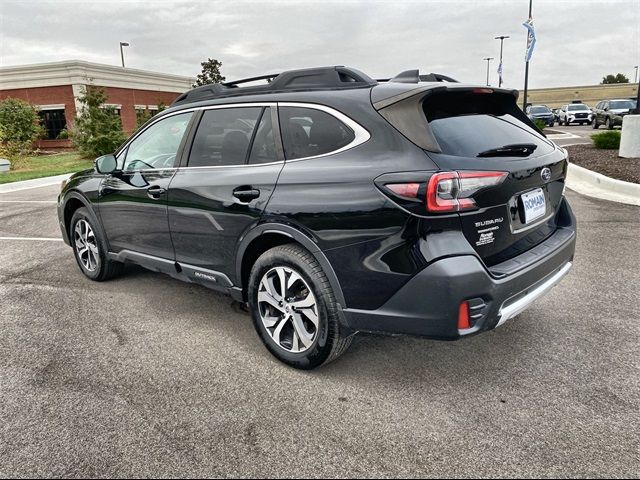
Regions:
[[378, 70, 460, 84], [172, 66, 377, 106]]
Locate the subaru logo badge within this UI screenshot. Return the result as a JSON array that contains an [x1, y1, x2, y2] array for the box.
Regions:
[[541, 167, 552, 182]]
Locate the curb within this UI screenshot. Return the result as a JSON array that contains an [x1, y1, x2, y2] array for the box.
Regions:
[[566, 163, 640, 206], [0, 173, 73, 194]]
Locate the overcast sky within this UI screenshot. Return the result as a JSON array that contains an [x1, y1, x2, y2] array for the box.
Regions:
[[1, 0, 639, 89]]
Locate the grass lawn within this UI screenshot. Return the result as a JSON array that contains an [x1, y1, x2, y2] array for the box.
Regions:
[[0, 152, 94, 184]]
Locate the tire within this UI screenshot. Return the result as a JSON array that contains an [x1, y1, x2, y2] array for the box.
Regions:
[[549, 121, 554, 128], [248, 244, 353, 369], [70, 207, 123, 281], [592, 118, 599, 129], [606, 117, 613, 130]]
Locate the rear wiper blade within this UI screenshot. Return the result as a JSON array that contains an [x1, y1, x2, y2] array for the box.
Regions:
[[477, 143, 538, 158]]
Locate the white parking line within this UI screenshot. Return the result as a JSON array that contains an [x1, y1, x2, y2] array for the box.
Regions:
[[0, 236, 63, 242]]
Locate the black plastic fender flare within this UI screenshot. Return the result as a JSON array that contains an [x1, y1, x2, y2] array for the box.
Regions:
[[234, 222, 347, 309]]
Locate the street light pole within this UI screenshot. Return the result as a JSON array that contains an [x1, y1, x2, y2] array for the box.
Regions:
[[494, 35, 510, 88], [119, 42, 130, 68], [484, 57, 494, 86], [522, 0, 534, 110], [634, 66, 639, 84]]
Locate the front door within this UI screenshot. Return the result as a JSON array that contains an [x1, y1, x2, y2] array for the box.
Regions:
[[98, 111, 194, 260], [168, 105, 283, 284]]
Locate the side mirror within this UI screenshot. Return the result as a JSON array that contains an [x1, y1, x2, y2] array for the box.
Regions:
[[95, 154, 117, 174]]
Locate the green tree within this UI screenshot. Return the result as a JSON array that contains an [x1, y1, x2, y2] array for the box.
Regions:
[[193, 58, 226, 87], [0, 98, 44, 160], [601, 73, 630, 84], [136, 108, 154, 128], [71, 85, 126, 157]]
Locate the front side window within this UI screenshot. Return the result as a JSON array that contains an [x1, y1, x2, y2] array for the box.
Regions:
[[189, 107, 262, 167], [124, 112, 193, 171], [279, 107, 355, 160]]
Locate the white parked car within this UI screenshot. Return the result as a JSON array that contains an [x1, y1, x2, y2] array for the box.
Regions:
[[558, 104, 593, 126]]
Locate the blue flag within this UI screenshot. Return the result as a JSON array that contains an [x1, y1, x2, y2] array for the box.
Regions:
[[523, 17, 536, 62]]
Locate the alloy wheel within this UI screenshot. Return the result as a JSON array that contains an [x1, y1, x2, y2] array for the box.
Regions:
[[74, 219, 99, 272], [257, 266, 319, 354]]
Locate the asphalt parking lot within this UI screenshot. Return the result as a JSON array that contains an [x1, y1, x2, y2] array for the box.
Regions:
[[0, 183, 638, 478], [546, 124, 596, 147]]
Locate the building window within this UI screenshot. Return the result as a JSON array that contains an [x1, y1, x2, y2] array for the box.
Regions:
[[38, 109, 67, 140]]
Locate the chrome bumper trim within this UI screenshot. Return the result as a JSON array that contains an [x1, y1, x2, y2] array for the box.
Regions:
[[496, 261, 573, 328]]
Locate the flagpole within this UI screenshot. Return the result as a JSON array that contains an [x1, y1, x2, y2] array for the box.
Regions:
[[522, 0, 533, 110]]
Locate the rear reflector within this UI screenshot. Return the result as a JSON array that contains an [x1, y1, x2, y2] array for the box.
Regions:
[[473, 88, 494, 94], [458, 301, 471, 330]]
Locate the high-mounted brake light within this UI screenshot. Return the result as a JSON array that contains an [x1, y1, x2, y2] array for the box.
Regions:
[[426, 171, 507, 213], [473, 88, 494, 94]]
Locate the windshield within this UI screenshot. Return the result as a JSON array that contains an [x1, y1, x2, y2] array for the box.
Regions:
[[610, 100, 635, 109], [568, 105, 589, 111], [530, 106, 551, 114], [423, 92, 554, 158]]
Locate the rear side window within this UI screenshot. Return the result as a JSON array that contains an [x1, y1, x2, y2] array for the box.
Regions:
[[189, 107, 261, 167], [423, 92, 554, 158], [279, 107, 355, 160]]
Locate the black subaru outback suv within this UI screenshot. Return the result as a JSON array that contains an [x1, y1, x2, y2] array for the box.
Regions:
[[58, 66, 576, 369]]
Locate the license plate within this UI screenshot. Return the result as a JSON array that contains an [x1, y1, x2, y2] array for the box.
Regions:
[[521, 188, 546, 224]]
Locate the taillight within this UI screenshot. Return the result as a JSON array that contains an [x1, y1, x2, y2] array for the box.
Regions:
[[426, 171, 507, 213]]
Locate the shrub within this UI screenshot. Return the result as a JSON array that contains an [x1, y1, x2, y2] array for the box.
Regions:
[[533, 119, 547, 131], [0, 98, 44, 160], [591, 131, 621, 150], [70, 85, 126, 157]]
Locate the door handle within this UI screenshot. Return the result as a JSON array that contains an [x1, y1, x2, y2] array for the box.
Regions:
[[233, 186, 260, 203], [147, 185, 166, 199]]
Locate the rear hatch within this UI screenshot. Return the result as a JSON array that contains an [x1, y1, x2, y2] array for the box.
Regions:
[[374, 86, 568, 267]]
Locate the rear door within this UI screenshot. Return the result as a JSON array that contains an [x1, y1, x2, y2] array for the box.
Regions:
[[421, 90, 566, 266], [167, 104, 284, 285]]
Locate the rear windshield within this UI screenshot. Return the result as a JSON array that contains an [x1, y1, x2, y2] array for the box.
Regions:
[[423, 92, 554, 158], [568, 104, 588, 111]]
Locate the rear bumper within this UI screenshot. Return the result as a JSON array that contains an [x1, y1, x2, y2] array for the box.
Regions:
[[342, 198, 576, 339]]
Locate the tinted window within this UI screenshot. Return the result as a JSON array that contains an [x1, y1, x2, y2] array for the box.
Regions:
[[280, 107, 355, 160], [124, 112, 193, 171], [248, 108, 277, 164], [567, 104, 588, 111], [423, 92, 554, 158], [189, 107, 261, 167]]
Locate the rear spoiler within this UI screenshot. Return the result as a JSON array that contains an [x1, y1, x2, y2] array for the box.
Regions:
[[372, 85, 540, 153]]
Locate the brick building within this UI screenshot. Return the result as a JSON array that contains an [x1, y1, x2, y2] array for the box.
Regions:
[[0, 60, 194, 150]]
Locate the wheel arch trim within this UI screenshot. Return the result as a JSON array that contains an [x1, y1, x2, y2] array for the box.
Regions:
[[235, 223, 347, 308], [61, 190, 109, 248]]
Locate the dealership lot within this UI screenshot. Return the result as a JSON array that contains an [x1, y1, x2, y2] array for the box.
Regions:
[[0, 184, 638, 477]]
